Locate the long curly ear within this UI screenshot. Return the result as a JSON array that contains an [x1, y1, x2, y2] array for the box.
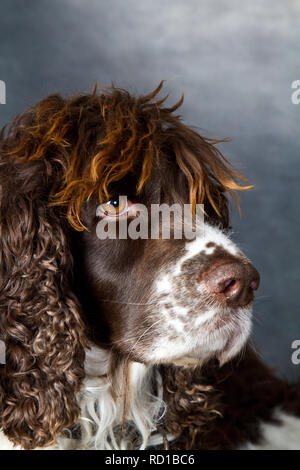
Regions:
[[0, 106, 86, 449]]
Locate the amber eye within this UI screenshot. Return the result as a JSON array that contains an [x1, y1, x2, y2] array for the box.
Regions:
[[98, 196, 128, 217]]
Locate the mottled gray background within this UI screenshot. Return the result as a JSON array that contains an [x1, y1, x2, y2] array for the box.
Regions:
[[0, 0, 299, 379]]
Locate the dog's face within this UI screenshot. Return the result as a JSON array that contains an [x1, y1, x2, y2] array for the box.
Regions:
[[75, 166, 259, 368]]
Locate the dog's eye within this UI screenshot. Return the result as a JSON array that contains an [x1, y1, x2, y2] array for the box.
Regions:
[[98, 196, 129, 218]]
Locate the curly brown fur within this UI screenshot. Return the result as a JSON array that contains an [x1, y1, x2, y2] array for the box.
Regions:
[[0, 111, 87, 449], [161, 347, 300, 450], [160, 363, 224, 449]]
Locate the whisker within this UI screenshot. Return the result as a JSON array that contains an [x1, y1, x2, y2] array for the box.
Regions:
[[125, 319, 165, 359], [254, 295, 271, 302], [247, 339, 263, 360], [251, 312, 264, 327], [98, 299, 158, 306], [112, 318, 166, 348]]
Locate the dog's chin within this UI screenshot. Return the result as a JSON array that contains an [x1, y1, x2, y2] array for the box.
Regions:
[[161, 333, 249, 369], [147, 309, 253, 369], [161, 343, 246, 369]]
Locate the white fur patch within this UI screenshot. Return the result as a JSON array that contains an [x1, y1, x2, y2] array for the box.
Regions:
[[241, 409, 300, 450], [183, 224, 240, 260], [67, 355, 172, 450]]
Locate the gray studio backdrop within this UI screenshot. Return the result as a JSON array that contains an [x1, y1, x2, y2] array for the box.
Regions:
[[0, 0, 299, 379]]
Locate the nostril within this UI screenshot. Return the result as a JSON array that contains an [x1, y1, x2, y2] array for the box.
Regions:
[[224, 279, 235, 290], [222, 279, 244, 302], [222, 279, 238, 296]]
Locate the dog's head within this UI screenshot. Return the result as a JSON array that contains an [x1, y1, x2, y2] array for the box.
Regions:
[[0, 83, 258, 448]]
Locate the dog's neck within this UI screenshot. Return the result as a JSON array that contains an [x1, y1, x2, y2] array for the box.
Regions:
[[66, 344, 170, 450]]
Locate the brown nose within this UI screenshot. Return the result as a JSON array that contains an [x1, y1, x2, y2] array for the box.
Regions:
[[203, 261, 260, 307]]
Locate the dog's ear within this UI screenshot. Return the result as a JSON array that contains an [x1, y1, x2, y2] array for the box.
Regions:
[[0, 103, 87, 449]]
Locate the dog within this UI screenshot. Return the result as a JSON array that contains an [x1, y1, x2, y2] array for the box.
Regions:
[[0, 83, 299, 450]]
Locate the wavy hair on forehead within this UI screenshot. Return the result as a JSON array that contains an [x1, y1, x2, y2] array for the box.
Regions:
[[1, 81, 252, 231]]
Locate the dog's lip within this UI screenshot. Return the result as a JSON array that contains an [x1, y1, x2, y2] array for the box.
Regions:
[[211, 301, 254, 327]]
